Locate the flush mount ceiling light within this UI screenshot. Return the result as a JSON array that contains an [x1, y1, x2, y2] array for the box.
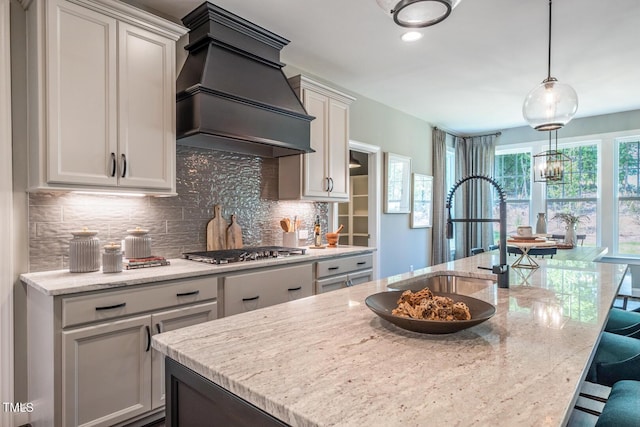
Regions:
[[533, 130, 572, 184], [376, 0, 461, 28], [523, 0, 578, 131]]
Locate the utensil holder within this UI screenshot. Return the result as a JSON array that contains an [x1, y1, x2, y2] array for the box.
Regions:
[[283, 231, 298, 248]]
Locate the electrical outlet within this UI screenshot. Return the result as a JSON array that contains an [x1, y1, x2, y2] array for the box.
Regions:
[[298, 230, 309, 239]]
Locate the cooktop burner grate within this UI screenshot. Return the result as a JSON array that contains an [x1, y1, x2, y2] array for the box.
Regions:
[[182, 246, 307, 264]]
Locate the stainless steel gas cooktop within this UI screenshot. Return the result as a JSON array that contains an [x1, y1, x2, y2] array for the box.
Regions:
[[182, 246, 307, 265]]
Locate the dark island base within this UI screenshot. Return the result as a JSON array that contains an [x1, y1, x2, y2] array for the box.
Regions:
[[165, 357, 290, 427]]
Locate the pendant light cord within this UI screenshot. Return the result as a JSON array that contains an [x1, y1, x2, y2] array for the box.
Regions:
[[547, 0, 553, 80]]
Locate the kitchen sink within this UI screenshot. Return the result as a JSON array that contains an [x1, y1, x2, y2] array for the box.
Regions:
[[388, 274, 495, 294]]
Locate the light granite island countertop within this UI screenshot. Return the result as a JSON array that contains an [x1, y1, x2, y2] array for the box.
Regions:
[[152, 248, 627, 427]]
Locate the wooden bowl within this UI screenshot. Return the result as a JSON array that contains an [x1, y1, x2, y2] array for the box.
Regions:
[[326, 232, 339, 247]]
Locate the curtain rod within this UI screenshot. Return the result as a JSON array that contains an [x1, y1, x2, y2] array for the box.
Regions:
[[434, 127, 502, 139]]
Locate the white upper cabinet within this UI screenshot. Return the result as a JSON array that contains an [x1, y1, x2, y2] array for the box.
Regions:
[[279, 75, 355, 202], [26, 0, 187, 194]]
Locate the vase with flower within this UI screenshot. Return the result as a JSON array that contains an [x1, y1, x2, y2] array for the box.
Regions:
[[552, 213, 588, 246]]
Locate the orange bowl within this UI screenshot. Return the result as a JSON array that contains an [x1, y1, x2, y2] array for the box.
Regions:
[[326, 232, 339, 246]]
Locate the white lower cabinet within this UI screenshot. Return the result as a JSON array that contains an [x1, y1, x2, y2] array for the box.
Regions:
[[28, 276, 217, 427], [224, 264, 313, 317], [315, 254, 374, 294], [62, 315, 152, 427]]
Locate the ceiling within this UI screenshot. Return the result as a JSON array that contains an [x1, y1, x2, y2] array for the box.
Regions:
[[127, 0, 640, 134]]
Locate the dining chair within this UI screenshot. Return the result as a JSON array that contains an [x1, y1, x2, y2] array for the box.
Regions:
[[593, 380, 640, 426], [577, 234, 586, 246], [507, 246, 556, 258], [587, 331, 640, 387], [528, 247, 557, 258], [605, 308, 640, 339], [487, 244, 499, 251], [470, 247, 485, 255]]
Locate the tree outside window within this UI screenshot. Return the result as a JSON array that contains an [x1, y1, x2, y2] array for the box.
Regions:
[[546, 144, 597, 245], [618, 139, 640, 254], [494, 151, 531, 240]]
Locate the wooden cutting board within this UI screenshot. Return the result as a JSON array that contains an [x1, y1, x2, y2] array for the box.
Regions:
[[226, 214, 243, 249], [206, 205, 227, 250]]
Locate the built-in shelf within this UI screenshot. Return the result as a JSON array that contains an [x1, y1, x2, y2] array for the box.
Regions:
[[338, 175, 369, 247]]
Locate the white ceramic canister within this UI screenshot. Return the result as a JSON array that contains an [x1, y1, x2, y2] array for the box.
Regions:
[[102, 242, 123, 273], [124, 227, 152, 259], [69, 228, 101, 273]]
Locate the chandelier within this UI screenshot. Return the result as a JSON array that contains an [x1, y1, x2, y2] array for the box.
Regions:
[[533, 131, 572, 183], [375, 0, 462, 28], [522, 0, 578, 131]]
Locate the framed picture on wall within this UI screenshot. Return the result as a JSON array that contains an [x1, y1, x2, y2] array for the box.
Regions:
[[411, 173, 433, 228], [384, 152, 412, 213]]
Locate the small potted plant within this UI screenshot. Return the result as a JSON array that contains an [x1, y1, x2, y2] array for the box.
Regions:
[[552, 212, 588, 246]]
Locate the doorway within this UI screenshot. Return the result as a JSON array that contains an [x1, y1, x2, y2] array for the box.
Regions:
[[331, 140, 381, 279]]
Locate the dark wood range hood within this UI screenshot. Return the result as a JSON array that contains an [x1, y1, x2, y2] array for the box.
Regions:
[[176, 2, 315, 158]]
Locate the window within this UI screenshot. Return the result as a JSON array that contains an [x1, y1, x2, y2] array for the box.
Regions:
[[617, 139, 640, 255], [494, 150, 531, 238], [546, 143, 598, 244]]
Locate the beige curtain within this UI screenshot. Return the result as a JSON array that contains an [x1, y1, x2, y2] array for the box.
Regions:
[[454, 135, 497, 258], [431, 128, 450, 265]]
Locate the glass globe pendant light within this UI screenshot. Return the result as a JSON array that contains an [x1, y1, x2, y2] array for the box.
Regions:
[[523, 0, 578, 131], [376, 0, 462, 28]]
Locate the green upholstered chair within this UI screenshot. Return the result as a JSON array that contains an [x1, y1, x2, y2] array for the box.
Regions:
[[606, 308, 640, 339], [587, 332, 640, 387], [595, 380, 640, 426]]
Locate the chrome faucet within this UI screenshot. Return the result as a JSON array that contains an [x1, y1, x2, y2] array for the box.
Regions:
[[446, 175, 509, 288]]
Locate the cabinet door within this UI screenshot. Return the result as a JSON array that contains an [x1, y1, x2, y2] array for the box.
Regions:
[[150, 301, 217, 409], [224, 264, 313, 317], [117, 22, 175, 190], [327, 98, 350, 199], [62, 315, 151, 427], [45, 0, 118, 186], [302, 88, 330, 198]]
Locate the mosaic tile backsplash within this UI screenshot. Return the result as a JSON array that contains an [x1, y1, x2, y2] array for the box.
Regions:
[[28, 146, 328, 272]]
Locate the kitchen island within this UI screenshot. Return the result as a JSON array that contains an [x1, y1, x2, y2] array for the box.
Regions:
[[152, 248, 627, 426]]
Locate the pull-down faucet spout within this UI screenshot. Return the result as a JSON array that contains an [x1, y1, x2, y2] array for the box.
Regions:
[[446, 175, 509, 288]]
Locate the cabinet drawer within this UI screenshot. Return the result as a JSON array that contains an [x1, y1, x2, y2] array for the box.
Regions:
[[316, 253, 373, 278], [62, 276, 218, 328], [224, 264, 313, 317], [315, 268, 373, 294]]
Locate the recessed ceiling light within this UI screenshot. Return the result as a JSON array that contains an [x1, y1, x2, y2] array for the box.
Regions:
[[401, 31, 423, 42]]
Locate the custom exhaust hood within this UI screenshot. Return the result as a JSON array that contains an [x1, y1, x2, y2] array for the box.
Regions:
[[176, 2, 314, 157]]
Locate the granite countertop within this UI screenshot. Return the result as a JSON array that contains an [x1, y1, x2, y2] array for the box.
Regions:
[[20, 246, 375, 296], [152, 248, 627, 427]]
